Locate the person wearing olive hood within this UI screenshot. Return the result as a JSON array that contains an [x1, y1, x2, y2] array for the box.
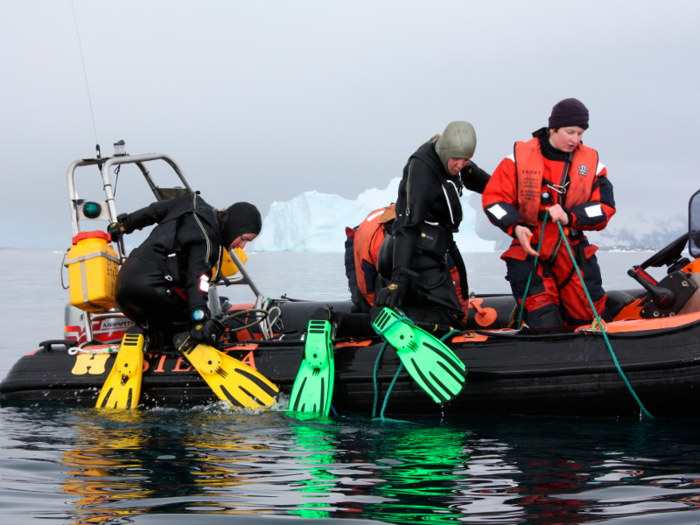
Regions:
[[109, 193, 262, 347], [374, 121, 491, 328]]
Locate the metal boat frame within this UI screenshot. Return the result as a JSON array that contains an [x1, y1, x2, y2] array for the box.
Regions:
[[65, 147, 274, 343]]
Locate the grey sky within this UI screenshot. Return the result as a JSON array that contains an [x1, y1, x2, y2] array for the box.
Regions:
[[1, 0, 698, 248]]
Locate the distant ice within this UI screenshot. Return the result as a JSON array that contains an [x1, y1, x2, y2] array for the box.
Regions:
[[252, 177, 688, 253], [252, 178, 498, 253]]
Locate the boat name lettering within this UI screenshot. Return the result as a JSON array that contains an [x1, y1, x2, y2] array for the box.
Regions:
[[139, 351, 257, 373], [98, 319, 134, 329]]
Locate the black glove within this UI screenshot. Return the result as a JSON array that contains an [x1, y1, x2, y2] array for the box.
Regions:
[[190, 315, 225, 345], [107, 213, 131, 243], [374, 268, 417, 308], [174, 331, 197, 354]]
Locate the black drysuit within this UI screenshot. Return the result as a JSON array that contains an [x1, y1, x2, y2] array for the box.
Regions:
[[115, 193, 223, 345], [387, 140, 490, 326]]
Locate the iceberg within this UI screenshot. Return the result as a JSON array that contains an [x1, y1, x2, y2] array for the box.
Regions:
[[253, 178, 499, 253]]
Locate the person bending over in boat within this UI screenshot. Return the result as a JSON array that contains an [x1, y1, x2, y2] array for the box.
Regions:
[[374, 121, 490, 329], [482, 98, 616, 330], [109, 193, 262, 347], [289, 123, 487, 415], [98, 193, 278, 411], [345, 203, 471, 320]]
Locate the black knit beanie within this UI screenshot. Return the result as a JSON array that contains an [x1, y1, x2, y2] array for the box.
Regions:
[[222, 202, 262, 246], [548, 98, 589, 130]]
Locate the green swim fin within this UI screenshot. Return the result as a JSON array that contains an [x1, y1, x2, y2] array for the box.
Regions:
[[96, 331, 145, 409], [179, 338, 279, 409], [289, 319, 335, 415], [372, 307, 466, 404]]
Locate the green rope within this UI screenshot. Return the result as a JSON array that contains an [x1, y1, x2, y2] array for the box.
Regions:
[[372, 341, 389, 419], [371, 339, 408, 423], [554, 220, 654, 419], [380, 362, 404, 420], [371, 310, 430, 424], [517, 212, 550, 328], [373, 310, 413, 336], [440, 329, 464, 342], [371, 313, 464, 420]]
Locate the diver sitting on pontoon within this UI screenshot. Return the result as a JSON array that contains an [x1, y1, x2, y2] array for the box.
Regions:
[[97, 193, 278, 409]]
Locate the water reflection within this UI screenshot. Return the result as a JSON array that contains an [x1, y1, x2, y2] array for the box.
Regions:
[[283, 418, 339, 519], [352, 425, 522, 524], [5, 407, 700, 524], [60, 410, 152, 524], [57, 409, 358, 522]]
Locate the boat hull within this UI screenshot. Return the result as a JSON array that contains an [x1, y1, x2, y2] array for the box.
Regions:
[[4, 312, 700, 418]]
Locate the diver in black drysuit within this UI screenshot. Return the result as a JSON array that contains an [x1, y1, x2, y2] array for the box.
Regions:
[[111, 193, 262, 347], [375, 123, 490, 328]]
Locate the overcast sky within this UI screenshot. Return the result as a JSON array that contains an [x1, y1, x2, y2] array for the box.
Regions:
[[1, 0, 699, 248]]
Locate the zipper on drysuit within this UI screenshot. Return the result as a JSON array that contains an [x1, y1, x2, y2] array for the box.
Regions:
[[405, 158, 415, 218]]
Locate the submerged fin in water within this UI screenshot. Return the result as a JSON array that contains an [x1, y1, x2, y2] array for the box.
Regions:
[[372, 307, 466, 404], [96, 330, 145, 409], [289, 319, 335, 415], [181, 341, 279, 409]]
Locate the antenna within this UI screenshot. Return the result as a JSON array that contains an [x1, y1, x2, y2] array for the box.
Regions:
[[70, 0, 100, 157]]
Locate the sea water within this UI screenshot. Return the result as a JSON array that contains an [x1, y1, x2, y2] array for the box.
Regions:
[[2, 249, 700, 525]]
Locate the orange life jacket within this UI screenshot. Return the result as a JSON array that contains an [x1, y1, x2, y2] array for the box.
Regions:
[[515, 137, 598, 260], [351, 204, 468, 319], [353, 205, 396, 306], [515, 137, 598, 225]]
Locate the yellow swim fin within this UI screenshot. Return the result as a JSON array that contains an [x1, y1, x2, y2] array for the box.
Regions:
[[96, 331, 145, 409], [182, 341, 279, 409]]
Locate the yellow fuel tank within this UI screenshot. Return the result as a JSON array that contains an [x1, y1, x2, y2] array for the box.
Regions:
[[65, 231, 120, 312]]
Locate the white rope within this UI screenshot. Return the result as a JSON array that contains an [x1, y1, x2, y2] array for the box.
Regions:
[[68, 345, 119, 356]]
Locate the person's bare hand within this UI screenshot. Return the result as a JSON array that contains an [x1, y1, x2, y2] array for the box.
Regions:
[[515, 225, 539, 257], [546, 204, 569, 225]]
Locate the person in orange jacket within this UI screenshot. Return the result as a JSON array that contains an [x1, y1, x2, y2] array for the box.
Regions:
[[482, 98, 616, 329], [344, 205, 397, 313], [345, 204, 471, 318]]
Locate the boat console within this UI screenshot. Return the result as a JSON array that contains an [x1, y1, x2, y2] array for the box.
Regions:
[[626, 188, 700, 318]]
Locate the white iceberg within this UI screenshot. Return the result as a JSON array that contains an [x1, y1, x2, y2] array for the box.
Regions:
[[253, 178, 498, 253]]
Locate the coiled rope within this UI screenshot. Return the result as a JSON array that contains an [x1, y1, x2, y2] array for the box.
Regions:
[[220, 308, 270, 332]]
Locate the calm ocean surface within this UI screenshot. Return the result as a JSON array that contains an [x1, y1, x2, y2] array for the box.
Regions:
[[2, 248, 700, 525]]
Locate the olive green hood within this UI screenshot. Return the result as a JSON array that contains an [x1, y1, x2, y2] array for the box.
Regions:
[[434, 121, 477, 174]]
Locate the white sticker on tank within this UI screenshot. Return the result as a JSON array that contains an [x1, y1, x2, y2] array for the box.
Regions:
[[585, 204, 603, 218], [487, 204, 507, 220]]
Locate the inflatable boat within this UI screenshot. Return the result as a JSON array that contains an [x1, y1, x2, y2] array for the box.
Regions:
[[3, 146, 700, 418]]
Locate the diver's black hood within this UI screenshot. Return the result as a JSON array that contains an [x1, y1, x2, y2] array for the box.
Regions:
[[221, 202, 262, 247]]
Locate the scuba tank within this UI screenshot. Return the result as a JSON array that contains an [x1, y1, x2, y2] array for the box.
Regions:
[[216, 247, 247, 279], [65, 230, 120, 312]]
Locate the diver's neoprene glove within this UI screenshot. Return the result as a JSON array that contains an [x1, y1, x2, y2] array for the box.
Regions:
[[375, 267, 417, 308], [107, 213, 132, 243], [189, 309, 225, 345]]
